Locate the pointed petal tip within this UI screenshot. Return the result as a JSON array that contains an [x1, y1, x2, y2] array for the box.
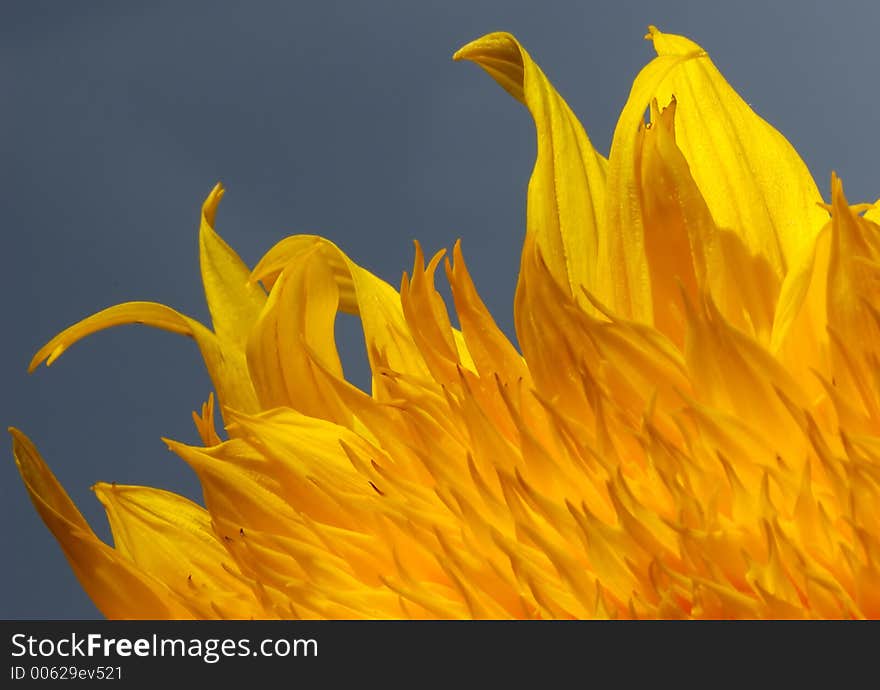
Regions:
[[8, 428, 38, 464], [159, 436, 177, 450], [28, 344, 63, 373], [450, 238, 465, 268], [9, 427, 37, 466], [830, 172, 849, 210]]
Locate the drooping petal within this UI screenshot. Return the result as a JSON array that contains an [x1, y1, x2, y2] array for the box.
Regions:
[[29, 301, 259, 414], [454, 31, 608, 301], [10, 429, 194, 619], [28, 184, 266, 417]]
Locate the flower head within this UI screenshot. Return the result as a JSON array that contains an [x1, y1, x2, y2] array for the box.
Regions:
[[12, 27, 880, 619]]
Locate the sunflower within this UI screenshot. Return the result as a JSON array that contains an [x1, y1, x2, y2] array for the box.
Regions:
[[11, 27, 880, 619]]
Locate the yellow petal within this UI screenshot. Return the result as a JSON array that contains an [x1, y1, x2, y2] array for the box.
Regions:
[[246, 245, 351, 422], [770, 221, 831, 389], [28, 187, 265, 418], [636, 98, 699, 342], [93, 482, 263, 618], [29, 301, 259, 415], [10, 429, 194, 619], [251, 235, 356, 311], [229, 408, 380, 506], [637, 99, 781, 343], [645, 26, 826, 274], [400, 242, 464, 383], [166, 437, 305, 535], [682, 294, 809, 463], [199, 183, 267, 348], [29, 302, 192, 370], [446, 240, 528, 383], [827, 176, 880, 374], [252, 235, 430, 388], [192, 392, 222, 446], [599, 47, 705, 321], [454, 31, 608, 301]]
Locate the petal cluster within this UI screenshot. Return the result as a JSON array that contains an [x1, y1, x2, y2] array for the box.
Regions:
[[12, 28, 880, 619]]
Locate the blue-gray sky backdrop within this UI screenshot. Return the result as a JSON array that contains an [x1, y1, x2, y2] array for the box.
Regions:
[[3, 0, 878, 618]]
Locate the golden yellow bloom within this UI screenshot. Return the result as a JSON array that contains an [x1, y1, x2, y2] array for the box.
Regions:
[[11, 27, 880, 619]]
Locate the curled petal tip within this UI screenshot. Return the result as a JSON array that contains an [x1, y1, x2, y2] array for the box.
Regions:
[[453, 31, 518, 62], [202, 183, 225, 224]]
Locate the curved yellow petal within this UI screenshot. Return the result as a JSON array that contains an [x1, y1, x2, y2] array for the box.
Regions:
[[27, 186, 269, 417], [29, 301, 259, 415], [10, 429, 194, 619], [252, 235, 430, 387], [646, 26, 826, 274], [29, 302, 193, 371], [246, 245, 351, 422], [454, 31, 608, 301], [250, 235, 356, 308], [199, 183, 267, 348]]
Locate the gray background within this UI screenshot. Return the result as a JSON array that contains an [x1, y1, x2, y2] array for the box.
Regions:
[[2, 0, 877, 619]]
